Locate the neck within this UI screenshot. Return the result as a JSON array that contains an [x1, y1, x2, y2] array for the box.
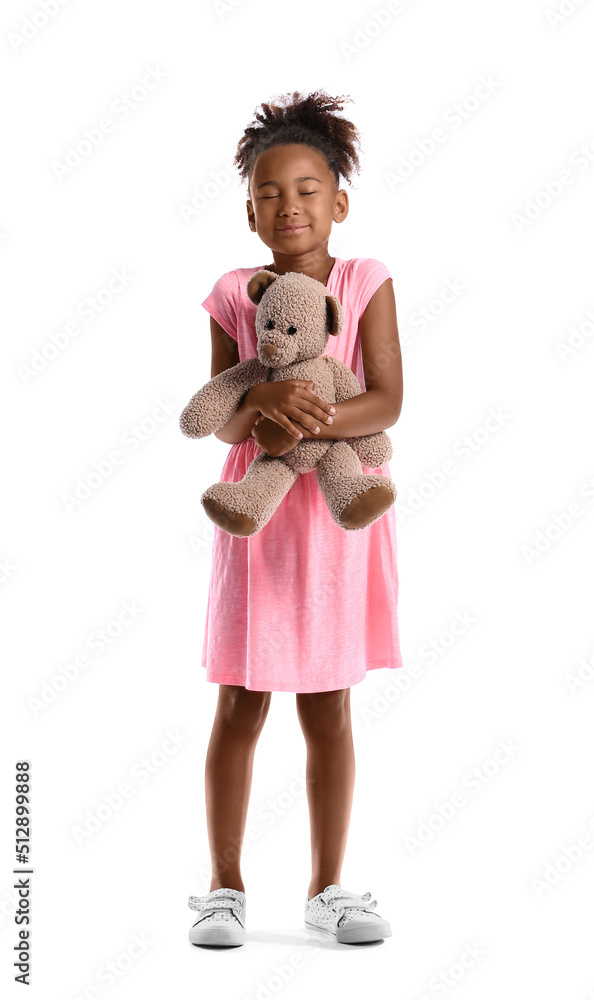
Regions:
[[265, 247, 336, 286]]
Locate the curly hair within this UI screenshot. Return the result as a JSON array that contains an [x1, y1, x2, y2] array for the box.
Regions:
[[234, 89, 362, 191]]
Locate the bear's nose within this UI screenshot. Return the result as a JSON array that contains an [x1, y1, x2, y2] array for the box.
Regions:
[[262, 344, 278, 359]]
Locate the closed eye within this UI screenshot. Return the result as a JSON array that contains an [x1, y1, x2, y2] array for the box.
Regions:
[[260, 192, 316, 199]]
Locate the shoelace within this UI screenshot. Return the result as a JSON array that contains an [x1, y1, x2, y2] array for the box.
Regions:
[[188, 891, 245, 927], [319, 888, 378, 925]]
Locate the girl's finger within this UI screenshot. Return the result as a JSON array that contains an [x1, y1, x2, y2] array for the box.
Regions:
[[282, 417, 303, 439]]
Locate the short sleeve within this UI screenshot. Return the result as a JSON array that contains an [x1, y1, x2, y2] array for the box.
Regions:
[[356, 258, 393, 318], [201, 270, 239, 342]]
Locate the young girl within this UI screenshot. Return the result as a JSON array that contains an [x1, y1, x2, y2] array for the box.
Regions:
[[185, 90, 403, 948]]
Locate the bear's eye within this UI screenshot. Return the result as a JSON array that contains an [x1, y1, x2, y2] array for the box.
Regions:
[[287, 325, 297, 335], [265, 319, 274, 330]]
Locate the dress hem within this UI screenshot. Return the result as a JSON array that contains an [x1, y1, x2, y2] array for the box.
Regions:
[[201, 658, 404, 693]]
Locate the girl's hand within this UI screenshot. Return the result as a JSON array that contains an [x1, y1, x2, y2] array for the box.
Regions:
[[250, 379, 335, 441], [251, 415, 297, 457]]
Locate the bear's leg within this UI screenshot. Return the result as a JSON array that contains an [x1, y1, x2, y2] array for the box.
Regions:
[[316, 441, 397, 531], [345, 429, 392, 468], [201, 452, 298, 537]]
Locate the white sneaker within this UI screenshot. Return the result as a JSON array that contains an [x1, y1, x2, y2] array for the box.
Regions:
[[304, 884, 392, 944], [188, 887, 246, 947]]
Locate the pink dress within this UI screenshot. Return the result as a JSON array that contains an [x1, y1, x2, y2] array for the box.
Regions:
[[199, 257, 404, 693]]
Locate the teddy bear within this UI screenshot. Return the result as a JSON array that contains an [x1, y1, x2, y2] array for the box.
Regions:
[[180, 269, 397, 537]]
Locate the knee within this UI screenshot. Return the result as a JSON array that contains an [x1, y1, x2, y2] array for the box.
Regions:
[[296, 689, 351, 740], [216, 685, 271, 737]]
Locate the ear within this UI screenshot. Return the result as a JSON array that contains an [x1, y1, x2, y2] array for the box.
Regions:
[[325, 294, 344, 337], [247, 269, 278, 305]]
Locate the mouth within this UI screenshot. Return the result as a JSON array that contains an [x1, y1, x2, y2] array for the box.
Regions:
[[277, 225, 308, 234]]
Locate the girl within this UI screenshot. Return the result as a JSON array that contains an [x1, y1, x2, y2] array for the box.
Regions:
[[185, 90, 404, 948]]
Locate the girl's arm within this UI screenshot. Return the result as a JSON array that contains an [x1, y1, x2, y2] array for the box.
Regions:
[[252, 278, 403, 453]]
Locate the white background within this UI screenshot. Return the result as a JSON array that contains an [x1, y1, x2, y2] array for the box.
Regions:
[[2, 0, 594, 997]]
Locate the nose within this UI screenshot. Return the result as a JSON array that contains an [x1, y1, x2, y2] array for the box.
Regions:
[[277, 193, 301, 216], [262, 344, 278, 359]]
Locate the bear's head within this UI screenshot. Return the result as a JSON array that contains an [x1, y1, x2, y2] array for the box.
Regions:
[[246, 270, 344, 369]]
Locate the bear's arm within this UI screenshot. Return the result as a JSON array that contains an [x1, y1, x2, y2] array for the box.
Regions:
[[323, 355, 368, 403], [180, 357, 271, 439], [322, 357, 393, 466]]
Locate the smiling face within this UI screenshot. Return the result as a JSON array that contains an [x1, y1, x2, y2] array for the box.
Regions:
[[246, 144, 348, 258]]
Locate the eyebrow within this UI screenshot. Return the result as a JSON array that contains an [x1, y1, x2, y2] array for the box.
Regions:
[[255, 176, 322, 190]]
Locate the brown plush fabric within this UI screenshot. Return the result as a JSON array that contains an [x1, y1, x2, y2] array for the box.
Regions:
[[180, 270, 397, 536]]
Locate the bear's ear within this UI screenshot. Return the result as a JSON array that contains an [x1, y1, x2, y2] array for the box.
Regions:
[[325, 294, 344, 337], [247, 270, 278, 305]]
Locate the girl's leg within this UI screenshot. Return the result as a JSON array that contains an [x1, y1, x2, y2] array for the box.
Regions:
[[205, 683, 271, 893], [295, 688, 355, 900]]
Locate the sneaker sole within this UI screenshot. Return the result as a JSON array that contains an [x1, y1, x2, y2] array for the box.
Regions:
[[189, 926, 246, 947], [305, 919, 392, 944]]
